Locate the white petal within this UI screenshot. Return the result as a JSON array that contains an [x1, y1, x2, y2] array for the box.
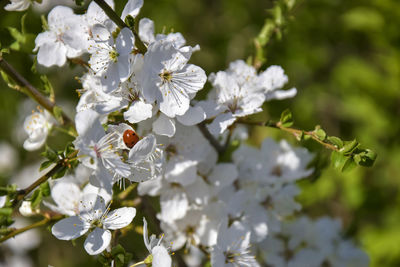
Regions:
[[139, 18, 155, 44], [207, 112, 236, 136], [176, 105, 206, 126], [52, 216, 89, 240], [91, 24, 111, 41], [121, 0, 143, 20], [23, 137, 46, 151], [79, 194, 106, 214], [165, 159, 197, 186], [124, 100, 153, 123], [265, 87, 297, 101], [116, 28, 135, 55], [51, 182, 81, 215], [75, 109, 104, 141], [37, 42, 67, 67], [103, 207, 136, 230], [84, 228, 111, 255], [152, 114, 176, 137], [159, 188, 188, 223], [208, 163, 238, 190], [82, 183, 112, 205], [152, 246, 172, 267], [128, 134, 156, 163]]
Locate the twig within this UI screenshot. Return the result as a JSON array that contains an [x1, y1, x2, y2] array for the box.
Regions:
[[0, 56, 74, 127], [93, 0, 147, 54], [238, 119, 339, 151], [0, 214, 63, 243], [12, 150, 79, 208], [197, 122, 224, 153]]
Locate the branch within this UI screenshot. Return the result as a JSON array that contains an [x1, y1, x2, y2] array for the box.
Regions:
[[0, 214, 63, 243], [0, 56, 74, 127], [12, 150, 79, 208], [197, 122, 224, 153], [93, 0, 147, 54], [238, 119, 339, 151]]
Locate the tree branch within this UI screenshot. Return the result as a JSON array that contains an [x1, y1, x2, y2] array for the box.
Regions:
[[93, 0, 147, 54], [238, 119, 339, 151], [0, 56, 74, 127], [12, 150, 79, 208], [197, 122, 224, 153], [0, 214, 63, 243]]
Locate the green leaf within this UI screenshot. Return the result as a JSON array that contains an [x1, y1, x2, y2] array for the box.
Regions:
[[342, 157, 357, 172], [125, 15, 135, 28], [40, 160, 53, 171], [40, 75, 54, 99], [41, 145, 58, 162], [355, 149, 377, 167], [314, 128, 326, 141], [340, 139, 359, 155], [53, 106, 64, 124], [327, 136, 343, 148], [75, 0, 85, 6], [52, 166, 68, 179], [0, 208, 13, 216], [41, 15, 49, 31], [30, 189, 42, 209], [280, 108, 293, 127], [40, 181, 51, 197], [111, 245, 125, 256], [331, 151, 347, 170]]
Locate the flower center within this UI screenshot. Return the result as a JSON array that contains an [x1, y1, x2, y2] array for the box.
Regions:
[[109, 50, 119, 62], [160, 70, 173, 83]]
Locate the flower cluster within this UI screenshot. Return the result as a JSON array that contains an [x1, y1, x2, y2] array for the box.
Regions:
[[3, 0, 369, 266]]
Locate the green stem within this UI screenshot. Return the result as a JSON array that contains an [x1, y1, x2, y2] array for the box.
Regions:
[[12, 150, 79, 208], [0, 56, 74, 127], [130, 261, 145, 267], [0, 214, 63, 243], [93, 0, 147, 54], [197, 122, 224, 153], [238, 119, 339, 152]]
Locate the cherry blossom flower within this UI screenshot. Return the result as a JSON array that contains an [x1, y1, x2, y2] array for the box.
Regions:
[[52, 194, 136, 255]]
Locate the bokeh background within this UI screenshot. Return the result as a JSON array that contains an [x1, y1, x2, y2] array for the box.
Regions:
[[1, 0, 400, 266]]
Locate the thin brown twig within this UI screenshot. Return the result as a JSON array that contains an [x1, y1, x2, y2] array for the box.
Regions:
[[93, 0, 147, 54], [0, 214, 63, 243], [0, 56, 74, 127], [238, 119, 339, 151]]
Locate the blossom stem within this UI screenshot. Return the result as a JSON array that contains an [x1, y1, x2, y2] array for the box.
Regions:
[[130, 261, 145, 267], [238, 119, 339, 151], [0, 56, 74, 127], [0, 214, 63, 243], [197, 122, 224, 153], [12, 150, 79, 208], [93, 0, 147, 54]]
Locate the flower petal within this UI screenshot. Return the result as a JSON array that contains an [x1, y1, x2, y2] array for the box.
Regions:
[[84, 228, 111, 255], [103, 207, 136, 230], [52, 216, 89, 240]]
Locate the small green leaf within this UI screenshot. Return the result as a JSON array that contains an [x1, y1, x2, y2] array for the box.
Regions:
[[0, 208, 13, 216], [41, 15, 49, 31], [40, 160, 53, 171], [30, 189, 42, 209], [40, 181, 51, 197], [111, 245, 125, 256], [40, 75, 54, 99], [340, 139, 359, 155], [74, 0, 85, 6], [41, 145, 58, 162], [53, 106, 64, 124], [314, 128, 326, 141], [280, 108, 293, 127], [342, 157, 357, 172], [52, 166, 68, 179], [331, 151, 347, 170], [125, 15, 135, 28], [327, 136, 343, 148]]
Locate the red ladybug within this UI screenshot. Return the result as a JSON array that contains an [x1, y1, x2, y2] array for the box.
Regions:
[[123, 129, 139, 148]]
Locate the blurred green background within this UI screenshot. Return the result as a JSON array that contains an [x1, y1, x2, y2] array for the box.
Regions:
[[1, 0, 400, 266]]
